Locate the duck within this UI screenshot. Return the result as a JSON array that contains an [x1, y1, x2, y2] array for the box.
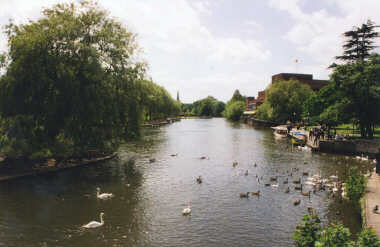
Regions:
[[270, 176, 277, 182], [200, 156, 206, 159], [233, 161, 238, 167], [82, 212, 104, 228], [284, 187, 290, 193], [254, 163, 257, 167], [293, 178, 301, 184], [264, 183, 271, 187], [271, 184, 279, 188], [293, 200, 301, 206], [244, 170, 249, 176], [240, 192, 250, 198], [283, 178, 288, 184], [96, 187, 114, 200], [301, 191, 311, 197], [251, 190, 260, 196], [171, 154, 178, 157], [196, 176, 202, 184], [149, 158, 156, 163], [182, 202, 192, 215], [295, 185, 302, 190], [302, 171, 309, 176]]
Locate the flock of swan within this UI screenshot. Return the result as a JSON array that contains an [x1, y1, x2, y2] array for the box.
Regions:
[[81, 187, 114, 229], [232, 162, 348, 206], [197, 152, 374, 209], [82, 151, 375, 228]]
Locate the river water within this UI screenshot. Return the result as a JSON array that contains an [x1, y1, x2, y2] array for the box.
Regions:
[[0, 118, 374, 247]]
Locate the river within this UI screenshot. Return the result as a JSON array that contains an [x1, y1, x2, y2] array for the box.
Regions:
[[0, 118, 373, 246]]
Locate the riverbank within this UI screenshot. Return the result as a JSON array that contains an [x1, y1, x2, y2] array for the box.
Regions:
[[364, 172, 380, 237], [142, 117, 181, 127], [0, 152, 117, 182], [279, 126, 380, 157]]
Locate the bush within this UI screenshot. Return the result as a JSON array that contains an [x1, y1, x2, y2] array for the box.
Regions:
[[223, 101, 245, 121], [345, 167, 366, 202], [315, 223, 352, 247], [356, 228, 380, 247], [293, 209, 322, 247]]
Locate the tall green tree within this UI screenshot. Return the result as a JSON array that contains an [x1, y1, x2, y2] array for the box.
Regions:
[[330, 54, 380, 138], [336, 20, 378, 63], [188, 96, 225, 117], [256, 80, 313, 123], [0, 2, 146, 158], [223, 89, 246, 121], [231, 89, 245, 102]]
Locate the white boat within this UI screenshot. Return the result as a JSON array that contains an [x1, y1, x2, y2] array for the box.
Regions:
[[271, 126, 288, 138]]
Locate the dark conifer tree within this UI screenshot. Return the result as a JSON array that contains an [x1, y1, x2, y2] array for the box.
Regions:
[[336, 19, 379, 62]]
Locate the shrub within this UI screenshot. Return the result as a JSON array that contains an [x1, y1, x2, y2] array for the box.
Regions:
[[345, 167, 366, 202], [224, 101, 245, 121], [293, 209, 322, 247], [315, 223, 352, 247], [356, 228, 380, 247]]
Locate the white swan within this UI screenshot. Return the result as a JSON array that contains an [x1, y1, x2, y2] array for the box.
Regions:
[[182, 202, 192, 215], [82, 212, 104, 228], [329, 172, 338, 180], [96, 187, 114, 200], [271, 184, 279, 188]]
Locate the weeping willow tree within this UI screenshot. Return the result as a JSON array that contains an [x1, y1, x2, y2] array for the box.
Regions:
[[0, 2, 151, 159]]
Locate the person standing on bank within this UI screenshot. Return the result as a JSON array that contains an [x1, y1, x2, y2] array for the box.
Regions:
[[376, 147, 380, 174]]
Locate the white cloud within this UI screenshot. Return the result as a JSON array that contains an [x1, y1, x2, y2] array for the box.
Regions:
[[268, 0, 380, 78], [245, 20, 263, 32], [0, 0, 272, 102]]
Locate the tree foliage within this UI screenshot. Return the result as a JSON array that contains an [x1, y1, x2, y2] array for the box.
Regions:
[[294, 210, 380, 247], [356, 228, 380, 247], [345, 167, 366, 203], [315, 20, 380, 138], [256, 79, 313, 123], [293, 209, 322, 247], [315, 223, 352, 247], [223, 89, 246, 121], [140, 80, 181, 121], [223, 101, 245, 121], [328, 54, 380, 138], [185, 96, 225, 117], [0, 2, 179, 159], [336, 19, 378, 63]]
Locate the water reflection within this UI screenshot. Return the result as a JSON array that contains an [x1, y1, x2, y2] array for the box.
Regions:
[[0, 118, 374, 246]]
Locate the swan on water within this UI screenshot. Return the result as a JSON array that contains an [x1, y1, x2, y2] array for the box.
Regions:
[[182, 202, 192, 215], [82, 212, 104, 228], [96, 187, 114, 200]]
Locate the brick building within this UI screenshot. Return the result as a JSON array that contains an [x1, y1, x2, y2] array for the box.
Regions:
[[245, 73, 328, 111], [271, 73, 328, 91]]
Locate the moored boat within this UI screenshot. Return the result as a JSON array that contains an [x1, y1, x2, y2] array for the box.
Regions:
[[271, 126, 288, 138], [291, 131, 307, 146]]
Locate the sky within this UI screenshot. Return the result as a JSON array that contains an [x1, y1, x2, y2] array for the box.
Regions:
[[1, 0, 380, 103]]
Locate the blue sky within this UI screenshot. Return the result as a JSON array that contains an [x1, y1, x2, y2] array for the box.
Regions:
[[1, 0, 380, 103]]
